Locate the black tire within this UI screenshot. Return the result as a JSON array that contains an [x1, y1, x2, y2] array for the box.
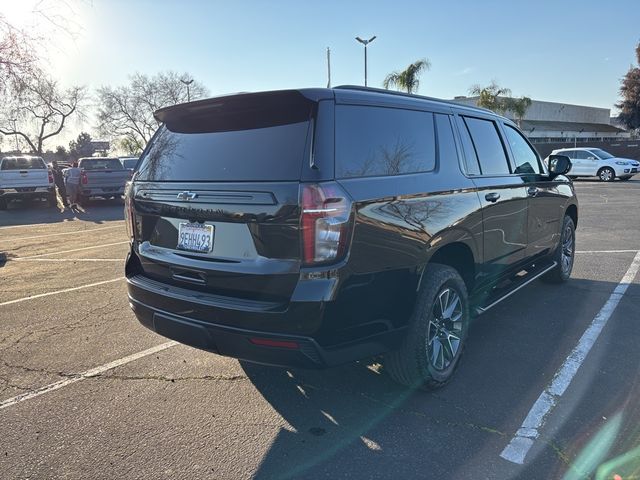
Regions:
[[0, 198, 6, 210], [385, 264, 469, 390], [598, 167, 615, 182], [542, 215, 575, 284]]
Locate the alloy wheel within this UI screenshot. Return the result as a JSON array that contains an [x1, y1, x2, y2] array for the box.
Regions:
[[599, 169, 613, 181], [426, 287, 464, 371], [561, 223, 574, 275]]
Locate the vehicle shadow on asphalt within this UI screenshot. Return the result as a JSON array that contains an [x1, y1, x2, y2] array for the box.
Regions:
[[240, 276, 637, 479], [0, 197, 124, 228]]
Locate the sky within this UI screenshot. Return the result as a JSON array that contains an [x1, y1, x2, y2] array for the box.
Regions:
[[2, 0, 640, 148]]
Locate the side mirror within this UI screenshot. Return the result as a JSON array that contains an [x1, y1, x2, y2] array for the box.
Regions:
[[548, 155, 572, 177]]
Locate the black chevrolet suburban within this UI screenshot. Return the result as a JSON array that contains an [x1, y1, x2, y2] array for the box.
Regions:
[[125, 87, 577, 389]]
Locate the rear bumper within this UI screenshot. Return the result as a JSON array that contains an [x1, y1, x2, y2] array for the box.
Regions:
[[0, 186, 53, 198], [126, 272, 405, 369], [82, 187, 125, 197]]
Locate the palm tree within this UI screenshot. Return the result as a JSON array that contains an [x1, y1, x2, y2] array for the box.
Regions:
[[505, 96, 532, 128], [383, 58, 431, 94], [469, 81, 512, 113]]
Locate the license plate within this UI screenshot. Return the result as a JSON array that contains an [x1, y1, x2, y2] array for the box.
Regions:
[[177, 222, 214, 253]]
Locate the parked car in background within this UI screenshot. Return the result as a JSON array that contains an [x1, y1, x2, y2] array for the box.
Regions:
[[76, 157, 130, 205], [125, 87, 578, 389], [47, 161, 71, 170], [120, 157, 139, 171], [0, 155, 55, 210], [545, 147, 640, 182]]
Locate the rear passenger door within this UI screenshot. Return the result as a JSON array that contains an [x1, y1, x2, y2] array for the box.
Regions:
[[572, 150, 592, 176], [501, 123, 561, 261], [455, 114, 529, 283]]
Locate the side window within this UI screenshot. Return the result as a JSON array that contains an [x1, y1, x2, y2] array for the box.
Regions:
[[463, 116, 511, 175], [559, 150, 575, 160], [335, 106, 436, 178], [503, 124, 541, 174], [434, 114, 458, 167], [455, 116, 481, 175]]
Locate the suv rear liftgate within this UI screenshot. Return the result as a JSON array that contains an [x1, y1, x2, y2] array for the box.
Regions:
[[125, 90, 386, 367]]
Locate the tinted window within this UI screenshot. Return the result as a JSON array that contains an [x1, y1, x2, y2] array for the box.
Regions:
[[557, 150, 575, 159], [575, 150, 593, 160], [121, 159, 138, 169], [589, 149, 614, 159], [463, 117, 510, 175], [336, 106, 436, 178], [503, 124, 541, 174], [435, 114, 459, 167], [80, 159, 124, 170], [456, 116, 481, 175], [1, 157, 45, 170], [137, 121, 310, 182]]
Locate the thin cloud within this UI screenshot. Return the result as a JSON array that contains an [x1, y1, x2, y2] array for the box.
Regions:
[[454, 67, 475, 76]]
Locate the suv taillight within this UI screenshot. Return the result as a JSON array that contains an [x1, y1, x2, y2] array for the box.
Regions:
[[48, 170, 54, 184], [124, 182, 135, 239], [301, 182, 353, 266], [81, 171, 88, 185]]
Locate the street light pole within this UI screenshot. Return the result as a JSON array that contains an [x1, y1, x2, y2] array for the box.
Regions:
[[180, 78, 194, 102], [355, 36, 376, 87]]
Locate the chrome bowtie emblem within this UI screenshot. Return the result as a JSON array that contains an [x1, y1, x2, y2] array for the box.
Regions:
[[177, 191, 198, 201]]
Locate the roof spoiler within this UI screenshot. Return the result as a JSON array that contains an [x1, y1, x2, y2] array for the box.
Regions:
[[154, 89, 320, 133]]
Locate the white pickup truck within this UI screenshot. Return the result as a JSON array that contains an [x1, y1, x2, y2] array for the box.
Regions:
[[0, 155, 55, 210], [76, 157, 131, 204]]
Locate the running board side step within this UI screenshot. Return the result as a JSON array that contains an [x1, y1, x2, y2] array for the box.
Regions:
[[474, 262, 558, 315]]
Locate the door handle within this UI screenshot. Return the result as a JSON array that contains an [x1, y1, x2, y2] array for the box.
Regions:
[[527, 187, 539, 197], [485, 192, 500, 203]]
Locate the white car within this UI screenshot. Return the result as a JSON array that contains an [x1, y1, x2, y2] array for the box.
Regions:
[[546, 147, 640, 182]]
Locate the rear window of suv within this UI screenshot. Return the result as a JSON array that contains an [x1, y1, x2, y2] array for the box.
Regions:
[[335, 105, 436, 178], [137, 121, 310, 182], [136, 89, 317, 184]]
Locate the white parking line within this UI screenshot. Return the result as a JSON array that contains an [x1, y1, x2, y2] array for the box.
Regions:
[[0, 341, 178, 411], [12, 258, 123, 262], [0, 277, 125, 307], [500, 250, 640, 465], [0, 225, 123, 242], [576, 249, 638, 254], [19, 241, 129, 259]]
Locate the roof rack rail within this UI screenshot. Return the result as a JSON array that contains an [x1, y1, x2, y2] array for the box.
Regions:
[[333, 85, 494, 114]]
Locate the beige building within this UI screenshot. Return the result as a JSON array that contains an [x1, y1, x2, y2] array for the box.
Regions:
[[451, 96, 629, 143]]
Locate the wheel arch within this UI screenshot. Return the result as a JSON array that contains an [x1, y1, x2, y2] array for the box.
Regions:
[[597, 165, 616, 178], [565, 203, 578, 228], [421, 241, 477, 293]]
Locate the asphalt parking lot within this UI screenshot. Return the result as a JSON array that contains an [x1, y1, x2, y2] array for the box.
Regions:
[[1, 180, 639, 480]]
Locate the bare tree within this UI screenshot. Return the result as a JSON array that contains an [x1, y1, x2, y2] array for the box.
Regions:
[[0, 15, 38, 97], [0, 72, 86, 154], [96, 71, 208, 154]]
